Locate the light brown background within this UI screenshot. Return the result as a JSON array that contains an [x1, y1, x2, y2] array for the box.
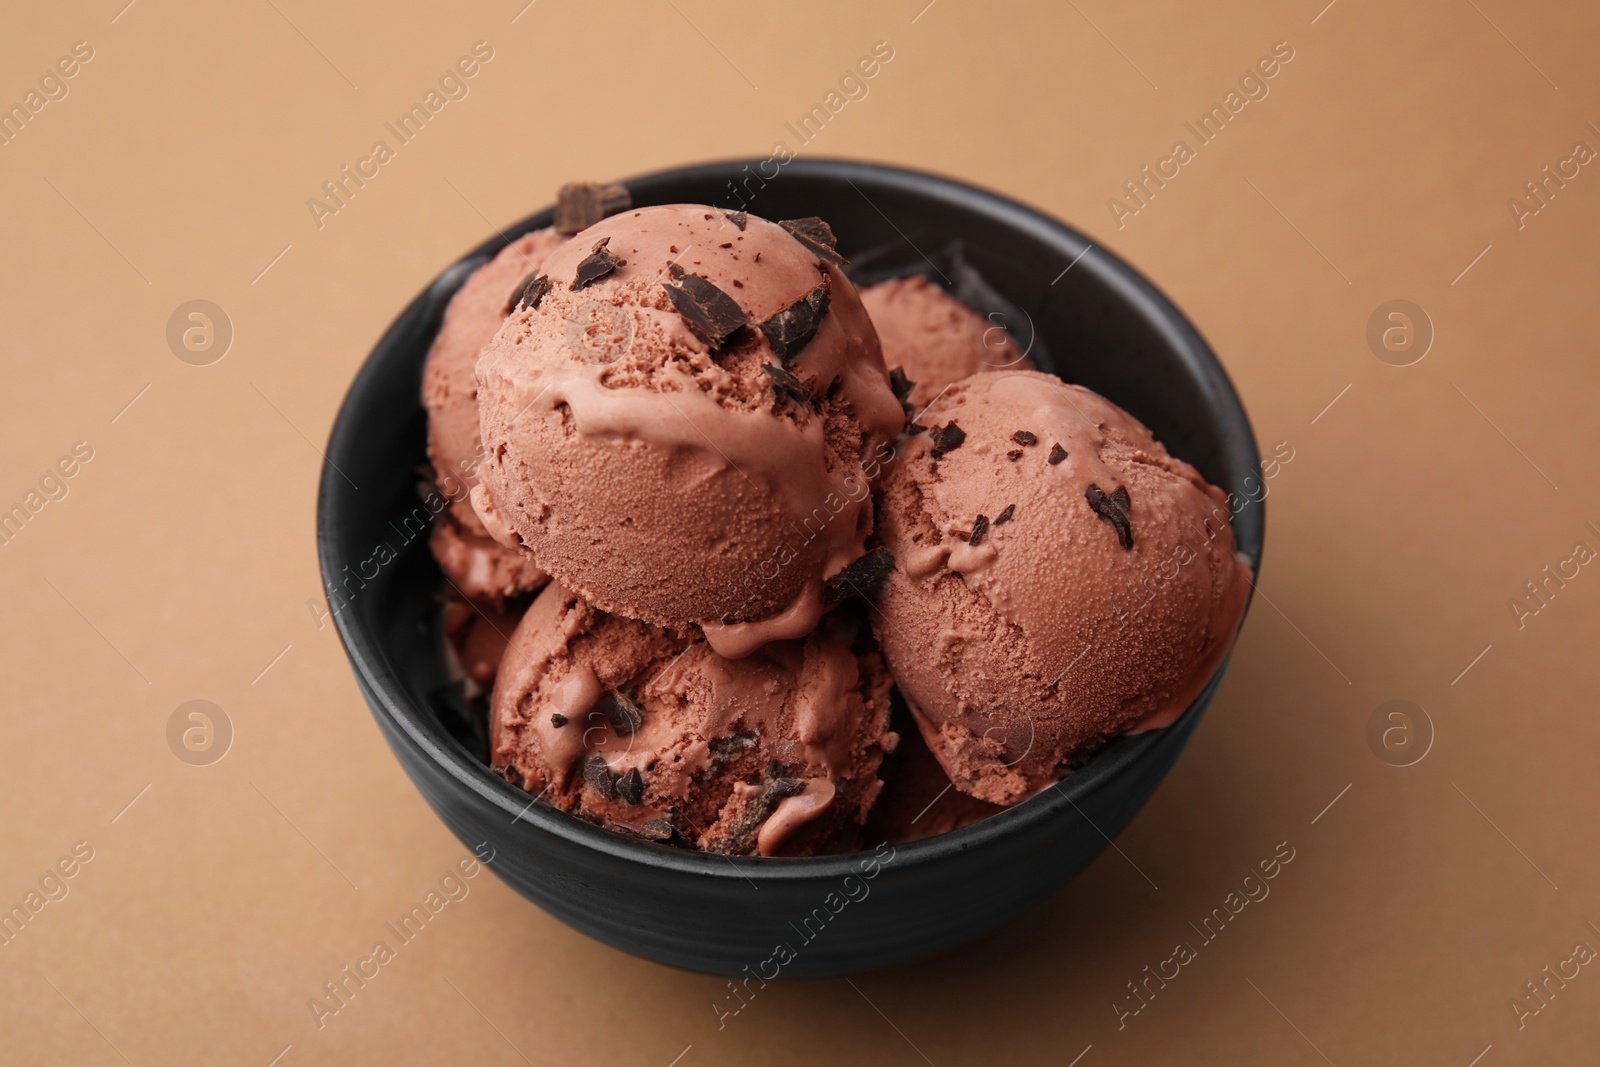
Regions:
[[2, 0, 1597, 1063]]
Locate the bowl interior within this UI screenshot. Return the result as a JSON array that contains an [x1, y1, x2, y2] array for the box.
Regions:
[[317, 158, 1263, 877]]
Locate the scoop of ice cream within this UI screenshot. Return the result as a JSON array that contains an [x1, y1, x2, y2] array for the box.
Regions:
[[489, 582, 896, 856], [871, 369, 1251, 805], [422, 228, 567, 599], [862, 699, 1004, 844], [471, 205, 905, 657], [429, 520, 547, 604], [861, 276, 1034, 411], [441, 592, 523, 689]]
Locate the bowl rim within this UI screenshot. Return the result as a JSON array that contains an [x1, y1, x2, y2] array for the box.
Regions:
[[316, 156, 1263, 883]]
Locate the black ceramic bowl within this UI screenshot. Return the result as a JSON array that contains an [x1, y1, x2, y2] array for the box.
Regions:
[[317, 159, 1263, 978]]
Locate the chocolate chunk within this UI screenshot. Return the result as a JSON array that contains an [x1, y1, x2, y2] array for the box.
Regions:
[[505, 272, 551, 315], [779, 217, 847, 267], [700, 775, 809, 855], [888, 367, 915, 400], [1085, 483, 1133, 549], [1048, 443, 1067, 465], [757, 277, 830, 363], [550, 713, 568, 728], [969, 514, 990, 546], [582, 754, 615, 798], [724, 211, 748, 230], [764, 362, 812, 407], [1006, 449, 1023, 461], [995, 504, 1016, 525], [604, 690, 644, 735], [616, 767, 646, 805], [494, 764, 521, 785], [766, 777, 808, 801], [823, 546, 895, 605], [572, 237, 624, 290], [1012, 430, 1037, 446], [929, 421, 966, 459], [709, 733, 757, 758], [665, 264, 749, 349], [554, 181, 631, 235], [609, 815, 672, 841]]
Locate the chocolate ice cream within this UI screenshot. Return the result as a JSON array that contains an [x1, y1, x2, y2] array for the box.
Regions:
[[423, 228, 567, 601], [414, 187, 1254, 858], [871, 369, 1251, 804], [470, 206, 904, 657], [861, 275, 1034, 411], [490, 582, 896, 856]]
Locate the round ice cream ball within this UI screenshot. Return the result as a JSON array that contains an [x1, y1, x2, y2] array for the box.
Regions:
[[422, 228, 567, 599], [428, 520, 547, 605], [490, 582, 897, 856], [441, 591, 523, 690], [871, 369, 1251, 805], [862, 699, 1004, 845], [860, 276, 1035, 411], [470, 205, 905, 657]]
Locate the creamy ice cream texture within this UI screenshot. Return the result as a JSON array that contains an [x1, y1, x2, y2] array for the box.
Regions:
[[489, 582, 896, 856], [422, 228, 567, 601], [860, 275, 1035, 410], [418, 192, 1253, 854], [470, 206, 904, 657], [871, 369, 1251, 805]]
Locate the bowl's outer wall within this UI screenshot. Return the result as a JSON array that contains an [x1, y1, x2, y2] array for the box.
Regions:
[[317, 159, 1263, 977]]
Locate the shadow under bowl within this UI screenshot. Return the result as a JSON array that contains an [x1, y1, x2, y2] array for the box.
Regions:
[[316, 158, 1264, 978]]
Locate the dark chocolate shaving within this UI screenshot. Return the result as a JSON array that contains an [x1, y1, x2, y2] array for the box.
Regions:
[[995, 504, 1016, 525], [929, 421, 967, 459], [604, 690, 644, 735], [505, 272, 551, 315], [582, 754, 615, 798], [572, 237, 624, 290], [616, 767, 646, 805], [709, 733, 757, 759], [1048, 443, 1068, 465], [550, 713, 568, 728], [724, 211, 748, 230], [1085, 483, 1133, 549], [494, 764, 521, 785], [757, 277, 830, 363], [888, 367, 915, 400], [823, 546, 895, 605], [665, 264, 749, 349], [608, 816, 672, 841], [700, 774, 810, 855], [767, 777, 807, 801], [1012, 430, 1037, 446], [779, 217, 847, 267], [764, 362, 812, 407], [969, 514, 990, 546], [1007, 449, 1024, 461], [554, 181, 631, 235]]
